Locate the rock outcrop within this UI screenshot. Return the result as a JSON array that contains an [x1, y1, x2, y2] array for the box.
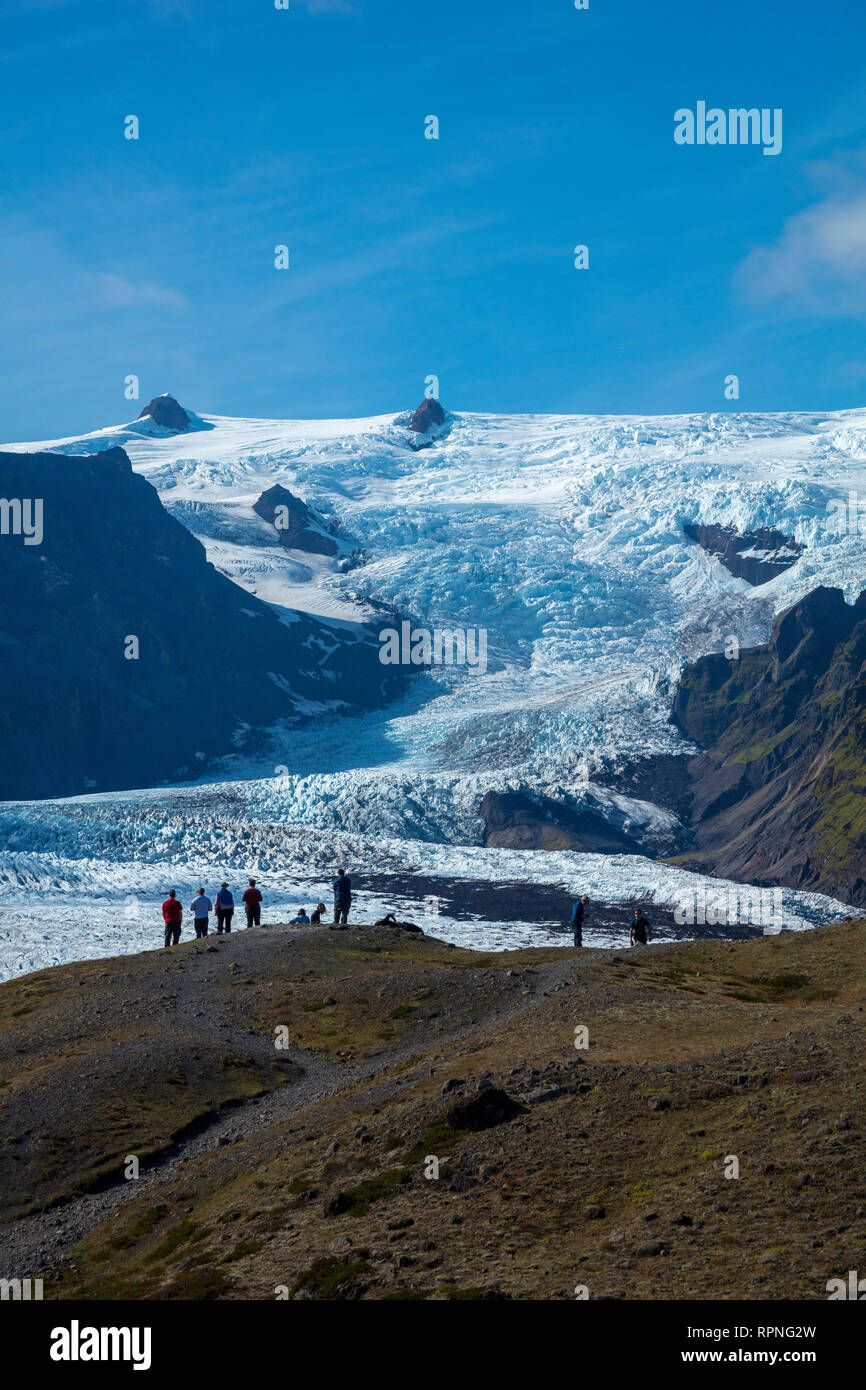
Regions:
[[670, 586, 866, 902], [137, 394, 193, 432], [409, 398, 445, 435], [253, 483, 338, 557], [479, 789, 641, 855], [683, 522, 802, 585]]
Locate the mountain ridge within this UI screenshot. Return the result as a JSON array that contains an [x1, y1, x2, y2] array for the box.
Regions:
[[670, 585, 866, 902], [0, 445, 407, 800]]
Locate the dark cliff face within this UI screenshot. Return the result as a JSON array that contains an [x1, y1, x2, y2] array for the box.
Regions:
[[671, 586, 866, 902], [683, 523, 802, 586], [253, 484, 338, 557], [0, 448, 404, 800]]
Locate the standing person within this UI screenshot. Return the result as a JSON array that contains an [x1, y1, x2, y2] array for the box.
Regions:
[[189, 888, 212, 939], [243, 878, 263, 928], [629, 906, 651, 947], [332, 868, 352, 929], [215, 882, 234, 933], [310, 902, 327, 925], [162, 890, 182, 948], [571, 894, 590, 948]]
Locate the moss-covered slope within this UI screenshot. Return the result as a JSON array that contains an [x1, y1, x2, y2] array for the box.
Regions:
[[2, 919, 866, 1300], [671, 586, 866, 902]]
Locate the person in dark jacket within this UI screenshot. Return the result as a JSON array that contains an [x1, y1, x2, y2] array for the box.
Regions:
[[162, 890, 182, 948], [332, 869, 352, 928], [243, 879, 263, 928], [215, 883, 234, 933], [310, 902, 327, 924], [629, 907, 651, 946], [571, 894, 590, 947]]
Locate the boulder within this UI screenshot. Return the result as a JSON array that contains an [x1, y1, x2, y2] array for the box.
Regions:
[[446, 1086, 525, 1132], [524, 1085, 562, 1105]]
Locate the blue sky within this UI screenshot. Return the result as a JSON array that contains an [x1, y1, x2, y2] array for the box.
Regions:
[[2, 0, 866, 440]]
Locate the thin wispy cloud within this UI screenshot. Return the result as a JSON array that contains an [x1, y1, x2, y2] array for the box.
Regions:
[[0, 217, 188, 321], [88, 272, 190, 312], [254, 212, 501, 321], [737, 155, 866, 317]]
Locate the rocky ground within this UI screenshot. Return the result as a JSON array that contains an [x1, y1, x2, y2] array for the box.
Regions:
[[1, 917, 865, 1300]]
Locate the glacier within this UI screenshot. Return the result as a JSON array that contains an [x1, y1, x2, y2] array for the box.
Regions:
[[2, 403, 866, 979]]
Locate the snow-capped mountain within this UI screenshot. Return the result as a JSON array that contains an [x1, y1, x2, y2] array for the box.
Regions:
[[2, 401, 866, 978]]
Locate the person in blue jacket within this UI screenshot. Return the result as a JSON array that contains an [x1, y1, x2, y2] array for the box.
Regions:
[[571, 894, 590, 947], [215, 882, 234, 933], [332, 868, 352, 928]]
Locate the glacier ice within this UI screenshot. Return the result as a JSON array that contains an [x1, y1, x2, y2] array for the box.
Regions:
[[3, 404, 866, 978]]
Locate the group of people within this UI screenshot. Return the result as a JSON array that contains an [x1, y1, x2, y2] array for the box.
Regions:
[[288, 869, 353, 929], [571, 895, 652, 949], [161, 879, 262, 946], [162, 875, 654, 950], [160, 869, 353, 947]]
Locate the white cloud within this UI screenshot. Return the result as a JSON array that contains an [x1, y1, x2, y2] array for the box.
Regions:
[[88, 272, 189, 312], [737, 187, 866, 317]]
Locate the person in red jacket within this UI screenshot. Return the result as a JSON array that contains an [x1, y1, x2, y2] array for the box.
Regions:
[[243, 879, 262, 928], [162, 889, 182, 948]]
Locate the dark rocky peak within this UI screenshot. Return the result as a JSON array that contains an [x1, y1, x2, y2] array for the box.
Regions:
[[137, 394, 193, 431], [253, 483, 338, 557], [409, 397, 446, 434], [683, 522, 802, 586], [771, 585, 859, 674]]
